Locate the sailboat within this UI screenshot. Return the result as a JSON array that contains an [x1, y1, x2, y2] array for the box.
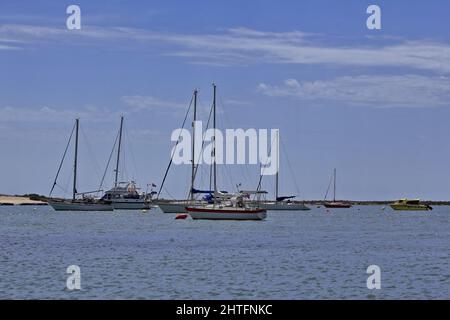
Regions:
[[256, 131, 310, 211], [101, 116, 153, 210], [48, 119, 113, 211], [186, 84, 267, 220], [323, 168, 352, 208], [156, 89, 206, 213]]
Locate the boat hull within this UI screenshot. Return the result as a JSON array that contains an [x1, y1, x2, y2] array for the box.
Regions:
[[49, 201, 113, 211], [157, 202, 189, 213], [390, 204, 431, 211], [111, 201, 151, 210], [324, 202, 352, 208], [156, 201, 204, 213], [186, 207, 267, 220], [256, 202, 310, 211]]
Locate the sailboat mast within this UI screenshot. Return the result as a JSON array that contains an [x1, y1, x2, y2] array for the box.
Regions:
[[333, 168, 336, 202], [275, 130, 279, 202], [73, 118, 79, 201], [213, 83, 218, 204], [114, 116, 124, 187], [191, 90, 197, 201]]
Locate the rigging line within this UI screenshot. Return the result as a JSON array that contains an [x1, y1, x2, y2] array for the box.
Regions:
[[99, 128, 120, 191], [125, 128, 139, 182], [80, 125, 102, 180], [280, 137, 302, 197], [217, 97, 236, 192], [49, 122, 76, 197], [157, 93, 194, 198], [185, 163, 192, 199], [122, 148, 127, 181], [323, 172, 333, 201], [218, 94, 257, 190], [163, 186, 176, 200], [62, 169, 73, 198], [189, 97, 214, 199], [256, 132, 277, 193], [55, 183, 69, 194]]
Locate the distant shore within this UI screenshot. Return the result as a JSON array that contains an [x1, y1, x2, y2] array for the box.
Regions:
[[302, 200, 450, 206], [2, 194, 450, 207], [0, 194, 48, 206]]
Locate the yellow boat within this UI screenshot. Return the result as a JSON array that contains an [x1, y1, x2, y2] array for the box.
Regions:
[[390, 199, 432, 211]]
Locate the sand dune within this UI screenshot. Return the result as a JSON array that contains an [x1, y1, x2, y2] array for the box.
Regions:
[[0, 196, 47, 205]]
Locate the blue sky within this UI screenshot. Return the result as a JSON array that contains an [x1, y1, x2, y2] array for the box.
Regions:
[[1, 0, 450, 200]]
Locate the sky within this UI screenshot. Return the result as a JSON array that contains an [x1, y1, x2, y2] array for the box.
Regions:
[[1, 0, 450, 200]]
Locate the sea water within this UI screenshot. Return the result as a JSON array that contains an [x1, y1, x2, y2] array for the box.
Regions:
[[0, 205, 448, 299]]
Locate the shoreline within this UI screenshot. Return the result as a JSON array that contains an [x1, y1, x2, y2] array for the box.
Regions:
[[2, 194, 450, 206], [0, 195, 48, 206]]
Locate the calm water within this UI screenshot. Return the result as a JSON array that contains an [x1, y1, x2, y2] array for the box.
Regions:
[[0, 205, 448, 299]]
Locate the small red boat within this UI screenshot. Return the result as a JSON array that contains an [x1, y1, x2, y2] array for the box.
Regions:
[[175, 214, 188, 220]]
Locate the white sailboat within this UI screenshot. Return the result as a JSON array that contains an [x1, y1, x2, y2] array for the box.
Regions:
[[101, 116, 153, 210], [156, 89, 206, 213], [49, 119, 113, 211], [248, 131, 310, 211], [49, 198, 113, 211], [186, 84, 267, 221], [157, 199, 191, 213]]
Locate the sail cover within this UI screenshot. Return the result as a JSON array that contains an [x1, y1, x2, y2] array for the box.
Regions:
[[276, 196, 296, 202], [192, 188, 228, 194]]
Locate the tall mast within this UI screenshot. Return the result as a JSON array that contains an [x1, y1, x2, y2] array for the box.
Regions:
[[275, 130, 279, 202], [114, 116, 124, 187], [190, 90, 197, 201], [73, 118, 79, 201], [213, 83, 218, 204], [333, 168, 336, 202]]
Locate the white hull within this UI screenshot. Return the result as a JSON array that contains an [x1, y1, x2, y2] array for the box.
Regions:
[[49, 201, 113, 211], [187, 207, 267, 220], [257, 202, 310, 211], [157, 202, 188, 213], [157, 201, 204, 213], [111, 200, 151, 210]]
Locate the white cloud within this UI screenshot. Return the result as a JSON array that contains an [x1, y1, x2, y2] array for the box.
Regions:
[[257, 75, 450, 108], [0, 41, 21, 50], [0, 105, 121, 123], [1, 24, 450, 73], [0, 94, 189, 125], [223, 99, 254, 107], [121, 95, 186, 111]]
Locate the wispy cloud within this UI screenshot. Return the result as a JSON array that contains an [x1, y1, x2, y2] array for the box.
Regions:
[[0, 44, 19, 50], [121, 95, 186, 111], [1, 24, 450, 73], [223, 99, 254, 107], [257, 75, 450, 108], [0, 93, 190, 125], [0, 105, 121, 123]]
